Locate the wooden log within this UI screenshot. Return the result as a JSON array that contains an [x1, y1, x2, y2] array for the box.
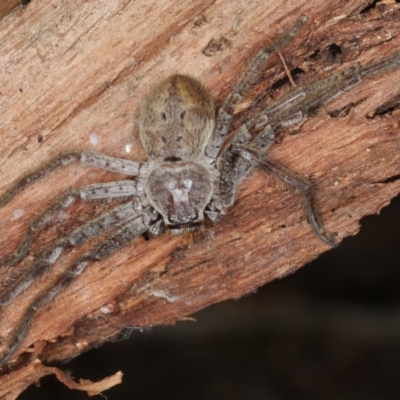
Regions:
[[0, 0, 399, 397]]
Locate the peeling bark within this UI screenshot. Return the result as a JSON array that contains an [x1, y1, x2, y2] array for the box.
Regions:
[[0, 0, 399, 397]]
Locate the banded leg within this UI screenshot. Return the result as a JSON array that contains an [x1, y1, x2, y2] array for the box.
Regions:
[[0, 180, 137, 267], [205, 15, 308, 160], [0, 200, 144, 307], [247, 63, 363, 135], [217, 122, 277, 210], [216, 63, 365, 210], [216, 48, 400, 212], [220, 51, 400, 246], [246, 44, 400, 136], [232, 145, 337, 246], [361, 49, 400, 78], [0, 211, 156, 367], [0, 151, 140, 208]]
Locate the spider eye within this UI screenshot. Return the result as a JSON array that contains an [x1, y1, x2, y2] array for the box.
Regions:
[[161, 112, 167, 120], [180, 111, 186, 119]]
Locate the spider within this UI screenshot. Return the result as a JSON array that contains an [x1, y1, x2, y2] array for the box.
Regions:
[[0, 15, 399, 368]]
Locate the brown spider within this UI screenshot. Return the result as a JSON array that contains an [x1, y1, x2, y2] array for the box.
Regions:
[[0, 15, 399, 368]]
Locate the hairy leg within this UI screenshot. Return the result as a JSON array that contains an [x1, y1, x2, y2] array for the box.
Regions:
[[361, 50, 400, 77], [232, 145, 337, 246], [217, 48, 400, 210], [0, 199, 145, 307], [215, 63, 366, 211], [0, 151, 140, 208], [0, 180, 138, 267], [247, 64, 363, 135], [205, 15, 308, 161], [0, 211, 156, 367], [216, 118, 280, 210]]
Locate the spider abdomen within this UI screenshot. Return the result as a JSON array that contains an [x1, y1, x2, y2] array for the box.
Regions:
[[139, 75, 215, 162]]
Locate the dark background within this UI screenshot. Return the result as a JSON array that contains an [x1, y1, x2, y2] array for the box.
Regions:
[[20, 194, 400, 400]]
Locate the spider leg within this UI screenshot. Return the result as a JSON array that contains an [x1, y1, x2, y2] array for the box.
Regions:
[[210, 16, 394, 208], [247, 64, 363, 136], [215, 113, 336, 245], [0, 197, 145, 307], [0, 180, 138, 267], [0, 210, 158, 367], [215, 47, 400, 244], [361, 49, 400, 77], [215, 61, 366, 211], [229, 35, 400, 144], [231, 144, 337, 247], [215, 123, 277, 212], [0, 151, 140, 208], [205, 15, 308, 161]]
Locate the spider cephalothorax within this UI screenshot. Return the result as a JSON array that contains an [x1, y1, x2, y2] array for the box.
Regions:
[[1, 14, 400, 367]]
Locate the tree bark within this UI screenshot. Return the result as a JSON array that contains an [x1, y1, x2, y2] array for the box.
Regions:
[[0, 0, 399, 397]]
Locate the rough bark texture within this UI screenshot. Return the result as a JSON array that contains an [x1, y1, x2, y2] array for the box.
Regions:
[[0, 0, 399, 397]]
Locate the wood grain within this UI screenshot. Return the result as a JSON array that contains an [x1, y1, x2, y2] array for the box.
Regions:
[[0, 0, 399, 397]]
